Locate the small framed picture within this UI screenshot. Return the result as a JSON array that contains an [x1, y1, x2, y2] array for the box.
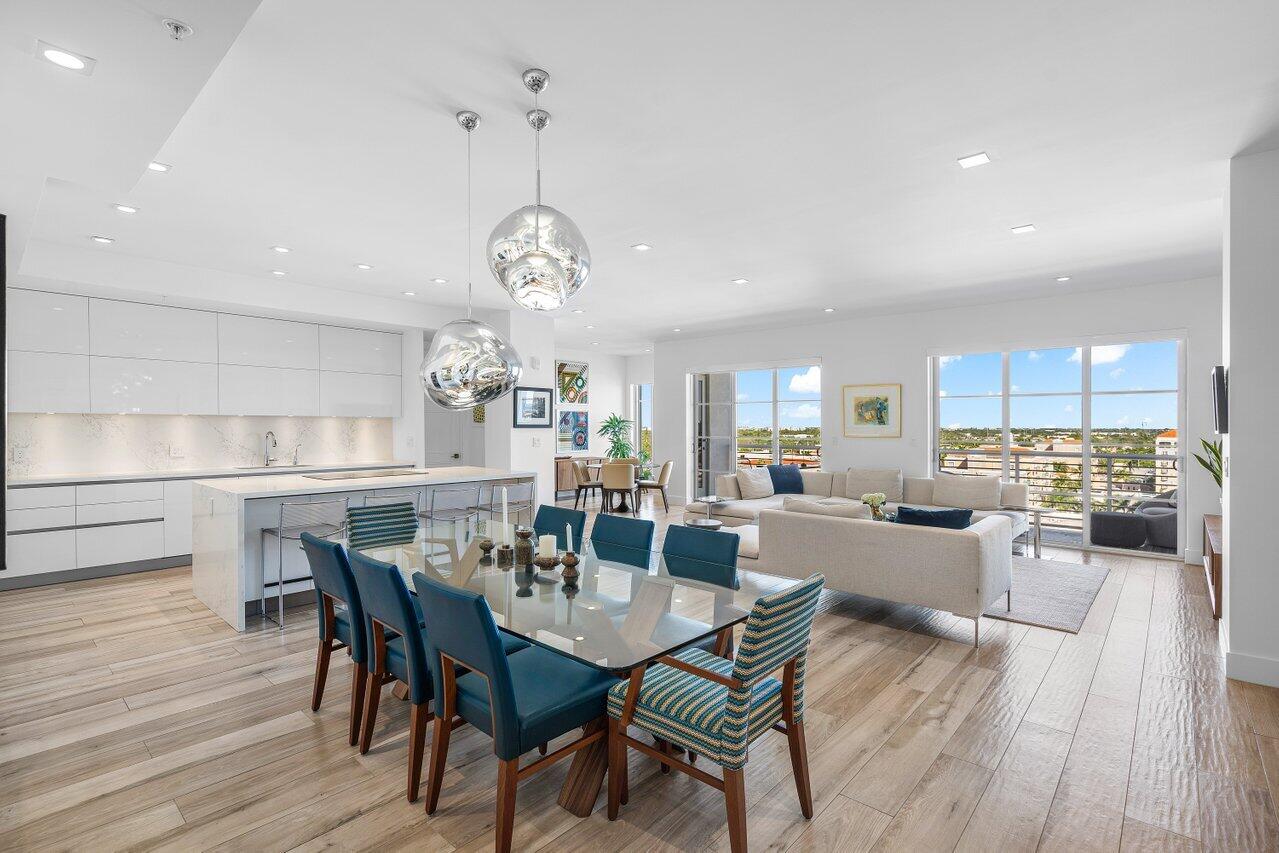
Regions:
[[842, 383, 902, 438], [512, 387, 553, 428]]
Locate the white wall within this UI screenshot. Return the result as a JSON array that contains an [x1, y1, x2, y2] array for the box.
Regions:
[[483, 312, 558, 506], [555, 349, 627, 459], [1222, 147, 1279, 687], [654, 276, 1222, 561]]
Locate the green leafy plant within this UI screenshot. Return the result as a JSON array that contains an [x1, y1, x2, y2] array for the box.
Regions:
[[597, 414, 634, 459], [1194, 438, 1223, 488]]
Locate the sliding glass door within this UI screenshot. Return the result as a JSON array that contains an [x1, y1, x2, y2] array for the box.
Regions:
[[934, 340, 1181, 554]]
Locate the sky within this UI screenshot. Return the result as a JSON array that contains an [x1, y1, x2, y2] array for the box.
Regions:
[[735, 366, 821, 430], [938, 341, 1179, 430]]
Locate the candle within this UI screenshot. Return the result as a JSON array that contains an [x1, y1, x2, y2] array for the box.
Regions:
[[565, 522, 574, 553], [538, 534, 557, 558], [501, 486, 509, 542]]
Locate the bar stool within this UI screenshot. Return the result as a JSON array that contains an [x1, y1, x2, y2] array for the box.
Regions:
[[363, 491, 421, 512], [419, 485, 482, 534], [261, 497, 349, 628], [481, 481, 534, 527]]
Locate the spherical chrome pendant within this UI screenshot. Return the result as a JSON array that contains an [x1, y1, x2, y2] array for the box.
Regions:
[[420, 319, 523, 410], [488, 203, 590, 312]]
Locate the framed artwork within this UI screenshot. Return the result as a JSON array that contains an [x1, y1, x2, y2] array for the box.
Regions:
[[842, 383, 902, 438], [556, 360, 589, 405], [512, 387, 553, 428], [472, 404, 485, 424], [557, 411, 589, 452]]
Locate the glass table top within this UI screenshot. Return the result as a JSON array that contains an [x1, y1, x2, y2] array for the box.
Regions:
[[329, 519, 795, 672]]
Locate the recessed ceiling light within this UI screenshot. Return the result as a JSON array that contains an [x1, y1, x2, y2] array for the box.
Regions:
[[631, 243, 652, 251], [271, 245, 291, 253], [672, 328, 682, 332], [824, 307, 836, 313], [585, 324, 595, 329], [90, 235, 114, 244], [571, 308, 584, 314], [1056, 276, 1071, 282], [271, 270, 286, 276], [644, 348, 652, 353], [147, 161, 171, 172], [402, 290, 416, 296], [1011, 224, 1037, 234], [355, 263, 373, 270], [957, 151, 991, 169], [591, 341, 600, 346], [113, 204, 138, 214], [37, 41, 95, 75], [731, 278, 750, 285], [431, 278, 448, 284]]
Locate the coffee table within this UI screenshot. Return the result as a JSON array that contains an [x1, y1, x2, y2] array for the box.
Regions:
[[687, 494, 726, 530]]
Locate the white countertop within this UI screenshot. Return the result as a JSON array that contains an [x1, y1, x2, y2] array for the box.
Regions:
[[8, 460, 416, 487], [194, 466, 534, 499]]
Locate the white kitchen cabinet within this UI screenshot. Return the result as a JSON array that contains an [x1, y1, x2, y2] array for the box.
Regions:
[[6, 351, 91, 413], [75, 481, 164, 504], [218, 365, 319, 416], [163, 480, 194, 556], [76, 499, 165, 526], [7, 290, 89, 355], [6, 530, 77, 577], [319, 326, 401, 375], [218, 315, 319, 370], [76, 522, 164, 568], [89, 357, 218, 415], [7, 485, 76, 509], [6, 505, 77, 532], [89, 300, 218, 363], [319, 371, 402, 417]]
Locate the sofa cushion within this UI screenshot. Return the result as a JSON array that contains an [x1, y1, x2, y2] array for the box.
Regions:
[[932, 472, 1001, 511], [734, 524, 760, 559], [783, 496, 872, 519], [737, 467, 775, 500], [845, 468, 904, 503], [718, 495, 789, 519], [799, 469, 834, 497], [895, 506, 973, 529], [816, 496, 860, 507], [767, 464, 804, 495]]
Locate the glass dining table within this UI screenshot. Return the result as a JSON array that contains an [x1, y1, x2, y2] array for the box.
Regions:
[[328, 518, 797, 815]]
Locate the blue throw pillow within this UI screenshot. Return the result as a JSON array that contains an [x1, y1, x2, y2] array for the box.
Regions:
[[895, 506, 973, 529], [767, 464, 804, 495]]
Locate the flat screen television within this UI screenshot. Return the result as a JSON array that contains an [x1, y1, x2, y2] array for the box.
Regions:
[[1212, 366, 1228, 434]]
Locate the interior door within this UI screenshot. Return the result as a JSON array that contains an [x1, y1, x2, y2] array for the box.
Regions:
[[422, 405, 464, 466]]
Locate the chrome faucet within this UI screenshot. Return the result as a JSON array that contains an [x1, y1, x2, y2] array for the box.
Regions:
[[291, 443, 301, 466], [263, 430, 278, 467]]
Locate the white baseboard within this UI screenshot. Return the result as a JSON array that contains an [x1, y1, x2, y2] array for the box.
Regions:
[[1226, 648, 1279, 688]]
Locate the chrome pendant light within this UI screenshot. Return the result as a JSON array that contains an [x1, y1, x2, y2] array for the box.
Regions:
[[487, 68, 590, 312], [420, 110, 523, 410]]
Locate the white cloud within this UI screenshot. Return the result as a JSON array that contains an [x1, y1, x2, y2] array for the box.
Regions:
[[787, 365, 821, 395], [938, 355, 961, 368], [1069, 344, 1130, 365], [1011, 384, 1021, 392], [946, 423, 962, 430], [736, 393, 748, 402], [1117, 415, 1131, 426], [1064, 403, 1074, 413], [785, 403, 821, 419], [939, 390, 948, 397], [1027, 351, 1042, 362], [1109, 367, 1125, 380]]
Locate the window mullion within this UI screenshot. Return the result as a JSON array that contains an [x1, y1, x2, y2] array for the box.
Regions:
[[1001, 352, 1011, 480]]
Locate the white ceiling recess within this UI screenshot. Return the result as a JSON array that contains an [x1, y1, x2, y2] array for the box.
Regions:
[[8, 1, 1279, 353]]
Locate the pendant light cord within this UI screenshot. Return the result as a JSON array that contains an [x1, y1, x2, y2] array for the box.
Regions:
[[466, 125, 473, 320], [534, 89, 542, 253]]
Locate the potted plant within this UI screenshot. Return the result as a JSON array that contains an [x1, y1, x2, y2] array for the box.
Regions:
[[597, 414, 635, 460], [1194, 438, 1223, 489]]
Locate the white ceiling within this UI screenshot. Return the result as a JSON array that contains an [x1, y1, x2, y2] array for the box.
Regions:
[[9, 1, 1279, 353]]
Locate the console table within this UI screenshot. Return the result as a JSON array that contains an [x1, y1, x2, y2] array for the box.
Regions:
[[1203, 514, 1222, 619]]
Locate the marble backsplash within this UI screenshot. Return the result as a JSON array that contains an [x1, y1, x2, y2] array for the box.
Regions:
[[6, 414, 394, 479]]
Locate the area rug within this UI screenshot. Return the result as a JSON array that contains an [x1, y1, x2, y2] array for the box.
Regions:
[[983, 556, 1109, 633]]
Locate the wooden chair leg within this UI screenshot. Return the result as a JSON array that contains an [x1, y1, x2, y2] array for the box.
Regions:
[[348, 662, 367, 746], [310, 640, 332, 712], [607, 717, 623, 820], [574, 487, 581, 510], [495, 757, 519, 853], [660, 486, 669, 512], [358, 670, 381, 755], [425, 713, 451, 814], [659, 738, 672, 774], [724, 767, 748, 853], [407, 702, 431, 802], [538, 742, 548, 756], [787, 720, 814, 818]]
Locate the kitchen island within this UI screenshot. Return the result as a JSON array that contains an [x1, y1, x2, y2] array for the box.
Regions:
[[191, 466, 535, 631]]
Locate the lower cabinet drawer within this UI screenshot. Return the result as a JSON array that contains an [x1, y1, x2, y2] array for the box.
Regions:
[[76, 499, 165, 526], [5, 530, 78, 577], [7, 505, 77, 532], [75, 521, 164, 569]]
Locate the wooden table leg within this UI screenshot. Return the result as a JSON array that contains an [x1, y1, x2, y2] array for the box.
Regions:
[[391, 681, 410, 701], [557, 717, 609, 817]]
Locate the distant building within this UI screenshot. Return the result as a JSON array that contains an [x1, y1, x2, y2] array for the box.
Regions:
[[1155, 428, 1179, 493]]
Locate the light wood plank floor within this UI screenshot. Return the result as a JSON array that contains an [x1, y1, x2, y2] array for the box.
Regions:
[[2, 496, 1277, 851]]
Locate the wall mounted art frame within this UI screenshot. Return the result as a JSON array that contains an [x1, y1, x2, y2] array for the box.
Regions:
[[556, 360, 589, 405], [512, 387, 553, 428], [557, 410, 589, 452], [842, 383, 901, 438]]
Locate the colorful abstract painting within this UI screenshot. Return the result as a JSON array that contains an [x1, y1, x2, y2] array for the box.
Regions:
[[557, 410, 589, 452], [556, 361, 589, 405], [842, 383, 901, 437]]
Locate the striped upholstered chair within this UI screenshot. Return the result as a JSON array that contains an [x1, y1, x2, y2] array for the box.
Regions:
[[346, 501, 418, 551], [605, 573, 825, 853]]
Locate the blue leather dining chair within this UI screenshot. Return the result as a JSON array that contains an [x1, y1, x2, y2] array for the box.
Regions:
[[662, 525, 742, 660], [412, 573, 618, 852], [299, 532, 368, 746], [591, 514, 655, 551], [607, 574, 826, 853], [347, 549, 529, 802], [533, 504, 586, 551]]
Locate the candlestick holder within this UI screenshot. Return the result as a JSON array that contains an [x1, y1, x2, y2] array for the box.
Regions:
[[514, 527, 535, 568], [495, 544, 515, 569], [532, 554, 561, 572], [515, 568, 535, 598], [478, 537, 495, 556], [560, 551, 580, 583]]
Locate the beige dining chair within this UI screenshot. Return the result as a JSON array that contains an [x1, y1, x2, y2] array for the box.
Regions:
[[572, 460, 602, 509], [601, 462, 638, 516], [637, 460, 673, 512]]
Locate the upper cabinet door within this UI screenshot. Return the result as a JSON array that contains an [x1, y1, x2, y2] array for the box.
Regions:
[[318, 326, 401, 375], [7, 290, 90, 355], [219, 365, 319, 416], [89, 357, 219, 414], [7, 352, 90, 412], [89, 300, 218, 363], [218, 315, 319, 369], [318, 371, 402, 418]]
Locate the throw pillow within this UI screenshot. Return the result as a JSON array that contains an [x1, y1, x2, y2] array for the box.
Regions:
[[737, 467, 775, 500], [767, 463, 804, 495], [932, 472, 1001, 510], [895, 505, 973, 529], [783, 496, 872, 519], [845, 468, 904, 503]]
